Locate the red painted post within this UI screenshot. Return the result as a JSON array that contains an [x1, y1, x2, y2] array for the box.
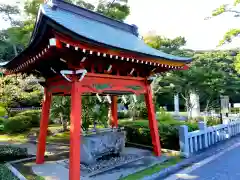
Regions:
[[36, 88, 52, 164], [145, 83, 161, 156], [69, 80, 81, 180], [111, 96, 118, 127]]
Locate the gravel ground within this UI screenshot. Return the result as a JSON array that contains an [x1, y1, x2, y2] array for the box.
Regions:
[[58, 154, 142, 176]]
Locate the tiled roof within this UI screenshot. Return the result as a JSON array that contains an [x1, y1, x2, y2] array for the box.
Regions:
[[39, 0, 191, 62]]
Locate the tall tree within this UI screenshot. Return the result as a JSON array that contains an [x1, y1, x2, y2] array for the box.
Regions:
[[155, 51, 240, 117], [144, 33, 193, 57], [210, 0, 240, 45], [0, 74, 43, 116], [0, 3, 21, 57]]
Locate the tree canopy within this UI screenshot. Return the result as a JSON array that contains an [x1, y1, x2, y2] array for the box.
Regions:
[[145, 34, 240, 113], [0, 0, 130, 62], [210, 0, 240, 46]]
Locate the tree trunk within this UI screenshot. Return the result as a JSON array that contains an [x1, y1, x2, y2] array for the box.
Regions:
[[60, 113, 67, 131], [189, 90, 200, 119], [108, 105, 111, 127], [130, 105, 136, 121], [13, 44, 17, 57], [186, 99, 192, 121]]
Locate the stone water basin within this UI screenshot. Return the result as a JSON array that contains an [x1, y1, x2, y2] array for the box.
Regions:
[[81, 128, 126, 165]]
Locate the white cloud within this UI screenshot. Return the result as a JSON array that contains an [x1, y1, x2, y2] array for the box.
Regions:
[[125, 0, 240, 50], [0, 0, 239, 50]]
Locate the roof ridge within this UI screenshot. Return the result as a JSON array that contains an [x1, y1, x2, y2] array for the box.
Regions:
[[44, 0, 139, 36]]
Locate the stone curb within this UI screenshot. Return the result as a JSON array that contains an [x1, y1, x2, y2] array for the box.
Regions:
[[28, 140, 69, 146], [8, 157, 36, 164], [141, 134, 240, 180], [5, 163, 27, 180]]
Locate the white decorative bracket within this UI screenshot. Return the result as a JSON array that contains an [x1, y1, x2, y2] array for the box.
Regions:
[[147, 75, 157, 81], [60, 69, 87, 82], [76, 69, 87, 81], [107, 65, 112, 72], [60, 70, 74, 82], [130, 68, 135, 75], [49, 38, 57, 46]]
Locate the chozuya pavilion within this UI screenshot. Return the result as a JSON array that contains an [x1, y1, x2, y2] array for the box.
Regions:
[[1, 0, 191, 179]]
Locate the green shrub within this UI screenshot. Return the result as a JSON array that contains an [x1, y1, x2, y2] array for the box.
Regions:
[[119, 119, 198, 150], [138, 102, 148, 118], [0, 117, 5, 125], [3, 115, 31, 134], [157, 107, 175, 122], [129, 102, 148, 119], [17, 110, 41, 127], [230, 107, 240, 113], [206, 116, 221, 126], [118, 111, 130, 119], [0, 117, 5, 132], [0, 145, 28, 162], [0, 164, 19, 180]]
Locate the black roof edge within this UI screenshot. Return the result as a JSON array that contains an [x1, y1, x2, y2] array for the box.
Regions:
[[48, 0, 139, 37]]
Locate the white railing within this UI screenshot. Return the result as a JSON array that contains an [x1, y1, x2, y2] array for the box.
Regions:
[[179, 120, 240, 157], [10, 107, 41, 112]]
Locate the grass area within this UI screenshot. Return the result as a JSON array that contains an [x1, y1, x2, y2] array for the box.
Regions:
[[13, 162, 45, 180], [47, 131, 70, 143], [166, 111, 188, 116], [0, 124, 108, 144], [121, 156, 182, 180], [0, 164, 19, 180], [0, 132, 29, 142], [0, 124, 63, 143]]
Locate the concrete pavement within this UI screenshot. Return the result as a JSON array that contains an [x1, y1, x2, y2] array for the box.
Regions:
[[164, 141, 240, 180]]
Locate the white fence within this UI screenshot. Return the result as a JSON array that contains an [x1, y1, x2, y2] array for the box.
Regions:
[[10, 107, 41, 112], [179, 120, 240, 157]]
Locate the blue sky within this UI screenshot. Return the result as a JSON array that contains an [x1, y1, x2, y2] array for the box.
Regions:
[[0, 0, 239, 50]]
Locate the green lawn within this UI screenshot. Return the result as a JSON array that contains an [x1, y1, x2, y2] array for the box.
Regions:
[[47, 131, 70, 143], [0, 124, 64, 143], [121, 156, 182, 180], [0, 132, 29, 142]]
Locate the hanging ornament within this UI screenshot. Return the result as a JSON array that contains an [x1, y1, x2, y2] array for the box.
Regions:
[[132, 94, 137, 103], [96, 93, 102, 102], [105, 95, 111, 103], [122, 95, 127, 104]]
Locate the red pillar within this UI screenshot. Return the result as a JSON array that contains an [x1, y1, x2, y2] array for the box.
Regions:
[[111, 96, 118, 127], [36, 88, 52, 164], [145, 83, 161, 156], [69, 80, 81, 180]]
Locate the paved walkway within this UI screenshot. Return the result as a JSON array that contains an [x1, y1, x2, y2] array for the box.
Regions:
[[164, 141, 240, 180]]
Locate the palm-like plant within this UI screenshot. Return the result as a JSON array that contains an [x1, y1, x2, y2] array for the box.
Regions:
[[51, 96, 70, 131]]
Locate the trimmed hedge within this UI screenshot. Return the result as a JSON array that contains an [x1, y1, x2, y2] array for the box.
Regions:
[[0, 117, 5, 125], [118, 111, 130, 119], [3, 115, 31, 134], [0, 145, 28, 162], [0, 164, 19, 180], [119, 120, 198, 150], [17, 110, 41, 127], [0, 117, 5, 132]]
